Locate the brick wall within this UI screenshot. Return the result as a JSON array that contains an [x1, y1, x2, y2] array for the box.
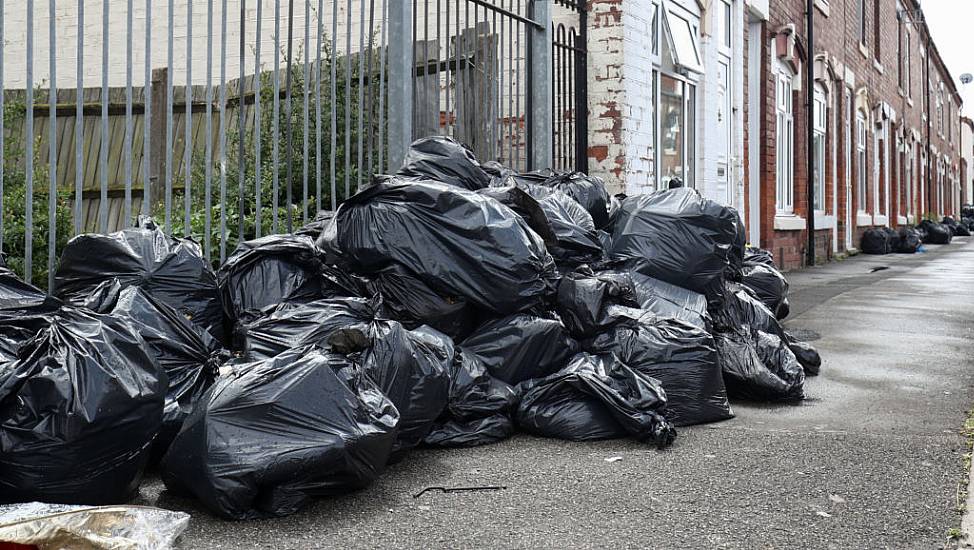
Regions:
[[752, 0, 963, 271]]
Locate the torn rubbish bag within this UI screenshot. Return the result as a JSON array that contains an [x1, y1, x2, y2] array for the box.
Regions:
[[330, 177, 557, 314], [160, 346, 399, 520], [515, 352, 676, 447], [584, 307, 733, 426], [0, 307, 165, 505], [554, 270, 638, 338], [539, 171, 613, 229], [461, 313, 580, 385], [52, 219, 225, 343]]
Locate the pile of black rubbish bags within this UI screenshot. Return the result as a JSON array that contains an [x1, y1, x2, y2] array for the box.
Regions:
[[861, 214, 972, 254], [0, 136, 821, 520]]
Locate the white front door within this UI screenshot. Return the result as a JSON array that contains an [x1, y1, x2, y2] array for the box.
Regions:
[[715, 60, 732, 206]]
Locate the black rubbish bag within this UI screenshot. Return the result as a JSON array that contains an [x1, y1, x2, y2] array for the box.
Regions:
[[539, 171, 613, 229], [743, 246, 776, 268], [585, 308, 733, 426], [295, 210, 337, 239], [515, 352, 676, 447], [218, 234, 364, 326], [554, 269, 637, 338], [52, 219, 225, 343], [329, 324, 452, 456], [365, 263, 481, 340], [740, 263, 790, 320], [620, 269, 710, 329], [896, 227, 922, 253], [488, 178, 604, 269], [918, 219, 952, 244], [0, 269, 62, 364], [160, 346, 398, 520], [861, 228, 893, 254], [86, 282, 226, 461], [953, 224, 972, 237], [396, 135, 490, 190], [713, 282, 821, 376], [714, 328, 806, 401], [0, 307, 165, 505], [331, 177, 557, 315], [461, 313, 580, 385], [237, 297, 376, 361], [607, 188, 744, 305], [424, 349, 518, 448]]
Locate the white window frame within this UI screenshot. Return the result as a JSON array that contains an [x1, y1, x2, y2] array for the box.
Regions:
[[856, 113, 868, 214], [813, 85, 828, 213], [718, 0, 733, 53], [858, 0, 867, 46], [662, 0, 704, 74], [905, 29, 912, 98], [775, 61, 795, 214]]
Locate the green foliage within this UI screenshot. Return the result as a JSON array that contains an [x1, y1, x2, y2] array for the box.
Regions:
[[1, 97, 73, 288], [160, 37, 386, 265]]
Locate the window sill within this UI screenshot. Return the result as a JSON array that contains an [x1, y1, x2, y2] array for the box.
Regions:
[[856, 212, 874, 226], [873, 60, 884, 74], [873, 214, 889, 226], [859, 43, 869, 58], [897, 215, 908, 225], [774, 214, 808, 231], [814, 0, 830, 16], [906, 214, 915, 224], [814, 213, 836, 228], [907, 97, 914, 108]]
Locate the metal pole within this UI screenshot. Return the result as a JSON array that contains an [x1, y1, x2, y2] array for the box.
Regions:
[[166, 0, 174, 230], [255, 0, 264, 237], [74, 0, 84, 234], [204, 0, 214, 262], [124, 0, 134, 226], [526, 0, 552, 171], [48, 0, 57, 289], [315, 0, 323, 212], [273, 0, 281, 232], [330, 0, 337, 208], [0, 1, 5, 254], [143, 0, 152, 217], [238, 0, 246, 240], [25, 0, 34, 282], [303, 0, 311, 220], [219, 0, 229, 260], [285, 0, 295, 231], [387, 0, 413, 170], [806, 0, 816, 265], [100, 0, 109, 233], [184, 0, 193, 236]]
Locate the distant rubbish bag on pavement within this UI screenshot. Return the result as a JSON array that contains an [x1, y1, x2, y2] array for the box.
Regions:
[[396, 135, 490, 190], [918, 219, 952, 245], [328, 176, 558, 315], [0, 306, 165, 505], [515, 352, 677, 447], [0, 502, 190, 550], [51, 217, 226, 344], [161, 346, 399, 520], [584, 306, 734, 426], [896, 227, 922, 253]]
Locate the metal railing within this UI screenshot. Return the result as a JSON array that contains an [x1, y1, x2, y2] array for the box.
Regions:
[[0, 0, 577, 289]]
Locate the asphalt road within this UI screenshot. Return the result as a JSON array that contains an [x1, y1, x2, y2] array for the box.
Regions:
[[141, 238, 974, 549]]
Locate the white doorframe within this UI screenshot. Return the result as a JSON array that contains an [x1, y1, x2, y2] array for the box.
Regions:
[[747, 19, 761, 246]]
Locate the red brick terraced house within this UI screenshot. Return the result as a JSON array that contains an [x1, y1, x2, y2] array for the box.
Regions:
[[744, 0, 963, 269], [584, 0, 964, 271]]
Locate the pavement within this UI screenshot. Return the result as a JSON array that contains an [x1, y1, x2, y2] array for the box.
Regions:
[[141, 238, 974, 550]]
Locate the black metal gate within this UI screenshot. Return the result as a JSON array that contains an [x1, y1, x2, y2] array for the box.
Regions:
[[552, 0, 587, 173]]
